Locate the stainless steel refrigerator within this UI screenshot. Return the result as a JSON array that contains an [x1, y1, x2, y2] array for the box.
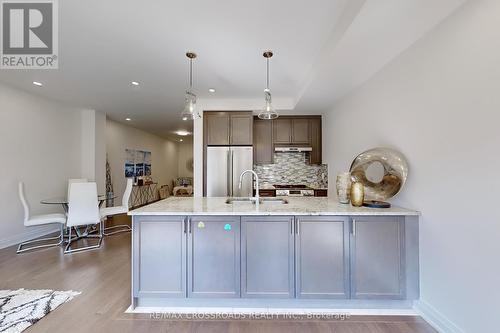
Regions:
[[206, 146, 253, 197]]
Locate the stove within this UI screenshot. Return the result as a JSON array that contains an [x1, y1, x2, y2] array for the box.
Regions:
[[274, 184, 314, 197], [274, 184, 309, 189]]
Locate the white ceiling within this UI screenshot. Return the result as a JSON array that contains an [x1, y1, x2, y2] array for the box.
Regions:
[[0, 0, 466, 139]]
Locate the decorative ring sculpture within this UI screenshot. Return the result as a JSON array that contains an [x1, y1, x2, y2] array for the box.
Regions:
[[349, 147, 409, 201]]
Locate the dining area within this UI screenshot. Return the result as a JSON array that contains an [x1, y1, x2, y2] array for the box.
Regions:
[[17, 178, 133, 255]]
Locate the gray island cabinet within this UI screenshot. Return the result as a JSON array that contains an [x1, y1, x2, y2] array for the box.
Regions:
[[188, 216, 240, 298], [295, 216, 350, 299], [241, 216, 295, 298], [350, 216, 405, 299], [130, 197, 420, 310]]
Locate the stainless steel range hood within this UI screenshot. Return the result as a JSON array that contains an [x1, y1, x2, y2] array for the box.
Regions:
[[274, 146, 312, 152]]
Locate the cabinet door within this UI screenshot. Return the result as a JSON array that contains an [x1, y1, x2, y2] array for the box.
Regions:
[[291, 118, 310, 144], [309, 117, 322, 164], [350, 216, 405, 299], [241, 217, 294, 298], [295, 217, 350, 299], [253, 118, 273, 164], [133, 217, 186, 298], [314, 189, 327, 197], [188, 216, 240, 298], [258, 189, 276, 197], [273, 118, 292, 144], [205, 112, 230, 145], [230, 113, 253, 145]]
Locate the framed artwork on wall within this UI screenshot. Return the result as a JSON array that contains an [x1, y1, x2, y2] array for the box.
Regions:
[[125, 149, 152, 177]]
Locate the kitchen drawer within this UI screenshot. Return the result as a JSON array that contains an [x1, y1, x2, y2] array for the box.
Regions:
[[314, 189, 328, 197], [258, 189, 276, 197]]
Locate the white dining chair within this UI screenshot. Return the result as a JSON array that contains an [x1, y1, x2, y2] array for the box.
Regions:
[[65, 182, 102, 254], [100, 178, 133, 236], [67, 178, 88, 200], [17, 182, 66, 254]]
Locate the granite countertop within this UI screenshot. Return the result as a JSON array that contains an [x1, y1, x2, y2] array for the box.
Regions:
[[308, 186, 328, 190], [129, 197, 420, 216]]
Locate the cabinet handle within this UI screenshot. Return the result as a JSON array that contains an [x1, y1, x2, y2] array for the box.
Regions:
[[352, 219, 356, 236], [183, 218, 186, 234], [231, 150, 234, 196], [227, 150, 231, 196], [188, 218, 192, 234], [296, 219, 300, 235]]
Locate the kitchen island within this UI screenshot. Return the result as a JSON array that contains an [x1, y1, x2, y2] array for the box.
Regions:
[[129, 197, 420, 311]]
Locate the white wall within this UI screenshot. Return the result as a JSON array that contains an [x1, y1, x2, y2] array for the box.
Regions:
[[0, 83, 83, 248], [323, 1, 500, 332], [94, 111, 107, 193], [80, 109, 107, 194], [177, 141, 193, 178], [106, 120, 178, 199]]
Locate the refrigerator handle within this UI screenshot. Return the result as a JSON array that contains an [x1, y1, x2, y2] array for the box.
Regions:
[[231, 150, 235, 197], [227, 150, 231, 197]]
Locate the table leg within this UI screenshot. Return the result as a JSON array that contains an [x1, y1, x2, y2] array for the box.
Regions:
[[62, 204, 71, 242]]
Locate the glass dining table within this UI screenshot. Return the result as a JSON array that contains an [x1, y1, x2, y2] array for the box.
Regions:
[[40, 194, 115, 212], [41, 194, 117, 239]]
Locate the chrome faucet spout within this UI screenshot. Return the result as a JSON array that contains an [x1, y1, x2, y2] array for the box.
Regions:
[[238, 170, 260, 206]]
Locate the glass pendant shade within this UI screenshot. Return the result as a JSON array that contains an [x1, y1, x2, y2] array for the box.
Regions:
[[257, 51, 278, 120], [181, 52, 199, 121], [258, 107, 279, 120], [181, 91, 198, 121], [258, 89, 278, 120]]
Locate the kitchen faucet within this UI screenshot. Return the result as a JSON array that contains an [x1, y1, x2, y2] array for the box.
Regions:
[[239, 170, 259, 207]]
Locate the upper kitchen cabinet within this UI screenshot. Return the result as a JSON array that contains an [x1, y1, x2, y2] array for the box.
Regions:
[[253, 118, 273, 164], [204, 111, 253, 146], [309, 117, 322, 164], [273, 118, 292, 144], [271, 116, 322, 164], [205, 112, 230, 145], [291, 118, 310, 144], [273, 117, 310, 145], [230, 113, 253, 145]]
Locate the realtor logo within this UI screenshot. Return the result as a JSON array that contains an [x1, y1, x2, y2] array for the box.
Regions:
[[1, 0, 58, 69]]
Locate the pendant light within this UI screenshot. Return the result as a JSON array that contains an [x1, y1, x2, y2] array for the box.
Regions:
[[258, 51, 279, 120], [181, 52, 200, 121]]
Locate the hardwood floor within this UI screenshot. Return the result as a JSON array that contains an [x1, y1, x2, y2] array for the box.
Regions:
[[0, 215, 436, 333]]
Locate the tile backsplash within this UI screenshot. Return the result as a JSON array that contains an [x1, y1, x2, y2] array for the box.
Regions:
[[254, 152, 328, 188]]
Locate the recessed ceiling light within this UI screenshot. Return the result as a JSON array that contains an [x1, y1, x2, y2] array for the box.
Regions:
[[208, 88, 216, 93], [179, 139, 184, 142], [125, 118, 131, 121], [131, 81, 139, 86], [33, 81, 43, 87], [175, 130, 191, 136]]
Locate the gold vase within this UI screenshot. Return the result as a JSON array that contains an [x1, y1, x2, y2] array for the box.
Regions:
[[350, 181, 364, 207]]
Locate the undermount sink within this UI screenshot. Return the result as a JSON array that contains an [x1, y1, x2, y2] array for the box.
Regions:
[[225, 197, 254, 204], [260, 197, 289, 204], [225, 197, 288, 204]]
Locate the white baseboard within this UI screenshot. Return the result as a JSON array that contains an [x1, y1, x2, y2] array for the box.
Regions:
[[0, 225, 60, 250], [126, 306, 417, 316], [414, 300, 465, 333]]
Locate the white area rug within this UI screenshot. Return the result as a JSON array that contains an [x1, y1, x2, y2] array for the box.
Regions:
[[0, 289, 80, 333]]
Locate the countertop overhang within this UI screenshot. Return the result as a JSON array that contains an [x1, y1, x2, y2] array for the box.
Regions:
[[128, 197, 420, 216]]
